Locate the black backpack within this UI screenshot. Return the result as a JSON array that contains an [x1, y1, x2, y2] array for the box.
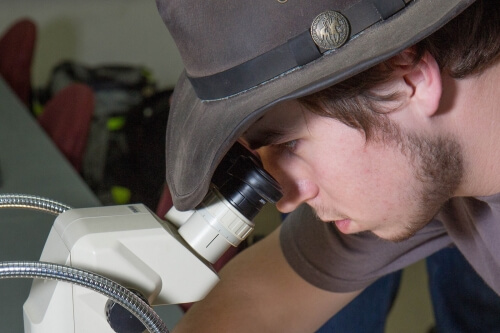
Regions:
[[41, 60, 169, 207]]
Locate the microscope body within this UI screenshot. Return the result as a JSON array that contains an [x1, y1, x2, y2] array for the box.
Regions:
[[23, 204, 220, 332], [22, 143, 283, 332]]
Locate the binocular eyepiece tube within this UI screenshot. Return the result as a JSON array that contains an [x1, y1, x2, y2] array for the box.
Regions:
[[169, 143, 283, 263]]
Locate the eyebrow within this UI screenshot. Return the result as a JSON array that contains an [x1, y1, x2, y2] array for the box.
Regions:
[[242, 129, 290, 150]]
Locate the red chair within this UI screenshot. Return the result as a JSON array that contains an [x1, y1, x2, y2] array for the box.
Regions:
[[156, 183, 174, 218], [38, 83, 95, 172], [0, 18, 37, 107]]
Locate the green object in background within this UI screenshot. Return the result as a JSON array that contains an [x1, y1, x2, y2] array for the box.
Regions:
[[107, 116, 126, 131], [111, 186, 131, 204], [32, 100, 44, 117]]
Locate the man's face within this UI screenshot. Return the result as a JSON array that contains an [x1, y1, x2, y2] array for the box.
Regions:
[[242, 100, 462, 242]]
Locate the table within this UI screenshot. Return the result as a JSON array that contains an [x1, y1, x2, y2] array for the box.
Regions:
[[0, 77, 182, 331], [0, 76, 102, 332]]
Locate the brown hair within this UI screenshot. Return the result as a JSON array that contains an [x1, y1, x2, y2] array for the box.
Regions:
[[298, 0, 500, 140]]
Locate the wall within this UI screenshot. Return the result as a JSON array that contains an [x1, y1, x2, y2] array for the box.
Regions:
[[0, 0, 184, 89]]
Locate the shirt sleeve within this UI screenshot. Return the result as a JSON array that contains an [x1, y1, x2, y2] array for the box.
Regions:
[[280, 204, 452, 292]]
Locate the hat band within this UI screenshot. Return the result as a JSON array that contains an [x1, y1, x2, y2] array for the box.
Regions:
[[188, 0, 407, 101]]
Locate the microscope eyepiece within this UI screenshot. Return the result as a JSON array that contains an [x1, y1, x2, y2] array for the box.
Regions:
[[176, 142, 283, 263], [212, 141, 282, 220], [219, 154, 282, 221]]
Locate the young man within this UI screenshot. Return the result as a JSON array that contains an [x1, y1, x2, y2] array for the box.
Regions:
[[155, 0, 500, 331]]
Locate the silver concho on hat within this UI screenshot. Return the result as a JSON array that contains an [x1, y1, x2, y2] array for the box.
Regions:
[[311, 10, 350, 50]]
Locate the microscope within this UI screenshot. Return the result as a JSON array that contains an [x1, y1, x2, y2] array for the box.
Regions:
[[4, 143, 281, 332]]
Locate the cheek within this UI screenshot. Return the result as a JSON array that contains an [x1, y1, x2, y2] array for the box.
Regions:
[[352, 151, 417, 214], [308, 146, 365, 190], [315, 144, 407, 205]]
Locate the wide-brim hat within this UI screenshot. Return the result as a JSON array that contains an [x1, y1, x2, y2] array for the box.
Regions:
[[156, 0, 475, 211]]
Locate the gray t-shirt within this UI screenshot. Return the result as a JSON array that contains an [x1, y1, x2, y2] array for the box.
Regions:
[[280, 193, 500, 295]]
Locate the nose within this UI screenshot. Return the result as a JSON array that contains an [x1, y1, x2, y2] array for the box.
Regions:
[[257, 148, 318, 214], [275, 179, 318, 213]]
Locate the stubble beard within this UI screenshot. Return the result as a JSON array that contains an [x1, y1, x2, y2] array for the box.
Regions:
[[383, 127, 464, 242]]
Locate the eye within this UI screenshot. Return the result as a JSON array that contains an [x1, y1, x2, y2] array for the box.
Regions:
[[275, 139, 298, 152]]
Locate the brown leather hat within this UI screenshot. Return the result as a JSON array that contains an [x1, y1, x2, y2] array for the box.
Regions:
[[156, 0, 475, 210]]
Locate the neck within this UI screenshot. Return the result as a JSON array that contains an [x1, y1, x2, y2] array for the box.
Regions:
[[447, 61, 500, 197]]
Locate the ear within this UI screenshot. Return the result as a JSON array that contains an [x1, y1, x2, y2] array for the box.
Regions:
[[398, 48, 442, 118]]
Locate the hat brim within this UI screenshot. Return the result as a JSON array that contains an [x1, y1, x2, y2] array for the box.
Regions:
[[166, 0, 474, 211]]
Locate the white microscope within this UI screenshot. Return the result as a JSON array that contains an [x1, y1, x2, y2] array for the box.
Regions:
[[0, 143, 282, 333]]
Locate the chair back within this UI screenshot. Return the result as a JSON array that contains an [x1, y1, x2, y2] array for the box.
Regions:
[[156, 183, 174, 218], [38, 83, 95, 172], [0, 18, 37, 107]]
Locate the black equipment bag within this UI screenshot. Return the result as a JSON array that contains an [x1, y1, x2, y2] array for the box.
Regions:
[[43, 60, 163, 206]]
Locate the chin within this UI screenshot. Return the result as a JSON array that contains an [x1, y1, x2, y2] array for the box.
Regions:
[[373, 228, 416, 243]]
